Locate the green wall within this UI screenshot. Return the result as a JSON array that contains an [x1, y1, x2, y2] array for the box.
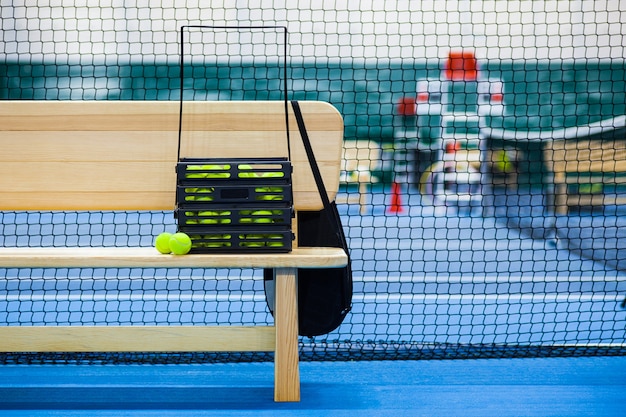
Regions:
[[2, 58, 625, 142]]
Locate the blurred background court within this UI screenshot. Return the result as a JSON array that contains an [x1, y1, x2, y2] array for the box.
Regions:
[[1, 1, 625, 414]]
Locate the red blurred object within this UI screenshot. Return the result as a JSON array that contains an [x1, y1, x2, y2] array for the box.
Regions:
[[417, 92, 429, 103], [491, 93, 503, 102], [396, 97, 417, 115], [445, 141, 461, 154], [387, 182, 404, 213], [444, 50, 477, 81]]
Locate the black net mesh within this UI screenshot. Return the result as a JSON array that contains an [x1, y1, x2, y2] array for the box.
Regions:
[[1, 2, 625, 363]]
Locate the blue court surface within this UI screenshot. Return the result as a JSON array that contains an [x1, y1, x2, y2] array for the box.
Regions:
[[0, 356, 624, 416]]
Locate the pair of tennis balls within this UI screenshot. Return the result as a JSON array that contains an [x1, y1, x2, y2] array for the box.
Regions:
[[155, 232, 192, 255]]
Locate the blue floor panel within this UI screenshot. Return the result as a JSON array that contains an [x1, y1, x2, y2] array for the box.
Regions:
[[0, 357, 625, 416]]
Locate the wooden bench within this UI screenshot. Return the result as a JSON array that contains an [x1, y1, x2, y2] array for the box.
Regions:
[[542, 116, 626, 215], [482, 116, 626, 215], [546, 135, 626, 214], [337, 140, 380, 214], [0, 100, 348, 402]]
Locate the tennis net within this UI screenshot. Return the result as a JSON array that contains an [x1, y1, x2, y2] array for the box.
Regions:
[[1, 2, 625, 362]]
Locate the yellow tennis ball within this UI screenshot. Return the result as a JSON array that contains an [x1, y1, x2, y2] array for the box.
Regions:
[[266, 234, 285, 248], [197, 211, 219, 224], [185, 173, 205, 179], [493, 150, 514, 173], [238, 164, 260, 178], [257, 195, 283, 201], [154, 232, 172, 254], [169, 232, 192, 255], [261, 171, 284, 178], [239, 234, 264, 247], [201, 164, 230, 179], [252, 210, 273, 223], [185, 165, 207, 179]]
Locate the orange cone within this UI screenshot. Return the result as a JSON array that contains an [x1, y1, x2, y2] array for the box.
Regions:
[[387, 182, 404, 213]]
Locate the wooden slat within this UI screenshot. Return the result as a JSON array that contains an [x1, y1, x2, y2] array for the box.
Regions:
[[181, 109, 343, 132], [0, 161, 177, 210], [0, 326, 276, 352], [0, 132, 177, 162], [578, 148, 626, 164], [564, 173, 626, 184], [0, 100, 179, 119], [3, 114, 178, 132], [559, 159, 626, 174], [0, 100, 343, 211], [0, 192, 174, 211], [563, 139, 626, 152], [567, 194, 616, 207], [0, 162, 176, 192], [0, 101, 341, 132], [550, 139, 626, 174], [1, 190, 340, 212], [0, 246, 348, 269]]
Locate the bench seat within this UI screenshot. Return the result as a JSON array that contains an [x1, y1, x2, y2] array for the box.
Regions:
[[0, 246, 347, 269]]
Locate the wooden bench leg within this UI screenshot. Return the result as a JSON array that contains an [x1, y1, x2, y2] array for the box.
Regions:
[[358, 182, 368, 214], [273, 267, 300, 402], [554, 173, 568, 215]]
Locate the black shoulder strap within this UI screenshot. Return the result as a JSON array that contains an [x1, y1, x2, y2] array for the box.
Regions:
[[291, 100, 332, 211], [291, 100, 349, 254]]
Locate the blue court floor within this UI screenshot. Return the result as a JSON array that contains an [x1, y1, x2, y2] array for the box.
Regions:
[[0, 356, 624, 416]]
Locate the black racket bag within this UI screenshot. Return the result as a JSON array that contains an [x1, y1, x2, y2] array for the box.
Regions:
[[264, 101, 352, 337]]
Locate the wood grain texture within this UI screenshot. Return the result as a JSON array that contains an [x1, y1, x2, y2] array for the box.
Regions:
[[0, 100, 343, 210], [0, 326, 276, 352], [0, 246, 348, 269], [273, 267, 300, 402]]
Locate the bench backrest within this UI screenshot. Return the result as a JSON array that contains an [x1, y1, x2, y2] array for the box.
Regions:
[[0, 101, 343, 211], [547, 138, 626, 175]]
